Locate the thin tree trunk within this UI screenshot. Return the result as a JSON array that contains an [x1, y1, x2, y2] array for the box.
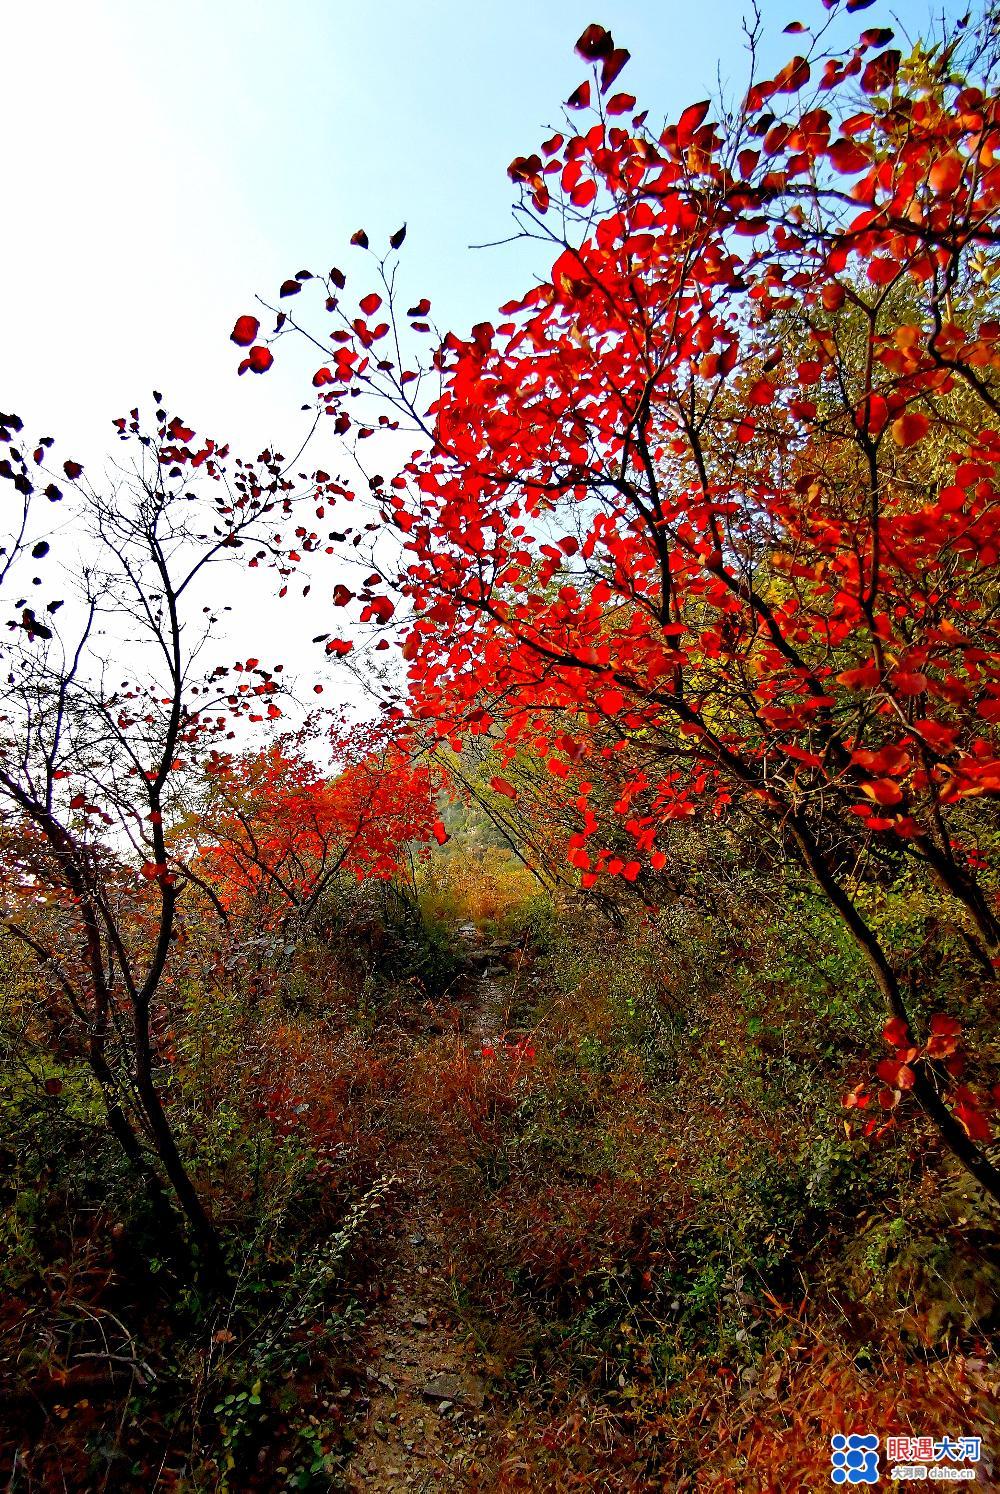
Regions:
[[130, 1001, 232, 1291], [88, 1041, 217, 1281], [789, 814, 1000, 1208]]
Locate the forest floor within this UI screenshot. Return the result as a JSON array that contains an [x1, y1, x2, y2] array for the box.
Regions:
[[7, 877, 997, 1490], [347, 925, 514, 1490]]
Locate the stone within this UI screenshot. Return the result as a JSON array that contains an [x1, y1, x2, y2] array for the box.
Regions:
[[420, 1372, 486, 1409]]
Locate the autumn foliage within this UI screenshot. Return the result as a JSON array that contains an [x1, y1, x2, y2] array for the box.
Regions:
[[192, 732, 448, 927], [239, 11, 1000, 1201], [3, 8, 1000, 1489]]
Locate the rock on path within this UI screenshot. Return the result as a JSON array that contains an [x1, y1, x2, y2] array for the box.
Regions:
[[348, 1200, 492, 1490]]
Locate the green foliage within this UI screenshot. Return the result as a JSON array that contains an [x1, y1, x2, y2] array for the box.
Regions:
[[0, 901, 408, 1488]]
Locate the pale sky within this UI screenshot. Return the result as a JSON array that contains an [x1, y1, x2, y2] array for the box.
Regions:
[[1, 0, 963, 699]]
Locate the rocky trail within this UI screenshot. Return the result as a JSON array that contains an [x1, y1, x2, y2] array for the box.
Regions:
[[347, 925, 516, 1491]]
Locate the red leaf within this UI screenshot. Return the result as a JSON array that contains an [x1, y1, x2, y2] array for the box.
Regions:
[[883, 1017, 910, 1048], [861, 51, 900, 94], [167, 416, 195, 443], [509, 153, 542, 183], [359, 292, 383, 316], [575, 23, 613, 60], [63, 459, 84, 480], [231, 314, 260, 346], [866, 258, 898, 287], [244, 346, 273, 375], [876, 1058, 915, 1089], [772, 56, 810, 94], [677, 100, 711, 141], [279, 279, 302, 297], [954, 1098, 992, 1143], [601, 48, 630, 91], [360, 595, 395, 624], [926, 1012, 961, 1058], [567, 81, 591, 110], [891, 671, 928, 696], [351, 229, 369, 248], [860, 778, 903, 806], [606, 92, 636, 116], [837, 663, 881, 690], [828, 138, 871, 174], [490, 776, 517, 798]]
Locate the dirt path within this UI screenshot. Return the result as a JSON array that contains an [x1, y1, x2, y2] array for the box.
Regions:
[[347, 926, 512, 1491]]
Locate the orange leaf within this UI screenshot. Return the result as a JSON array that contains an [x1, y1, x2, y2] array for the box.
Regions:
[[837, 663, 881, 690], [891, 411, 929, 447], [929, 152, 963, 196]]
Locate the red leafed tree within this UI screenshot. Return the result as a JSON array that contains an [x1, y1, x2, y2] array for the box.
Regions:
[[191, 728, 447, 933], [241, 13, 1000, 1201], [0, 404, 325, 1283]]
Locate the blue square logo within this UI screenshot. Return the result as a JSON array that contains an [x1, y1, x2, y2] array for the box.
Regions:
[[831, 1434, 880, 1485]]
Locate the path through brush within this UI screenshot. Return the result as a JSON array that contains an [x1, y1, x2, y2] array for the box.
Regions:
[[347, 923, 514, 1491]]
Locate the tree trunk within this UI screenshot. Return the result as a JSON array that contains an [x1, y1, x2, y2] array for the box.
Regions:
[[789, 815, 1000, 1209], [130, 1003, 232, 1292], [89, 1041, 227, 1286]]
